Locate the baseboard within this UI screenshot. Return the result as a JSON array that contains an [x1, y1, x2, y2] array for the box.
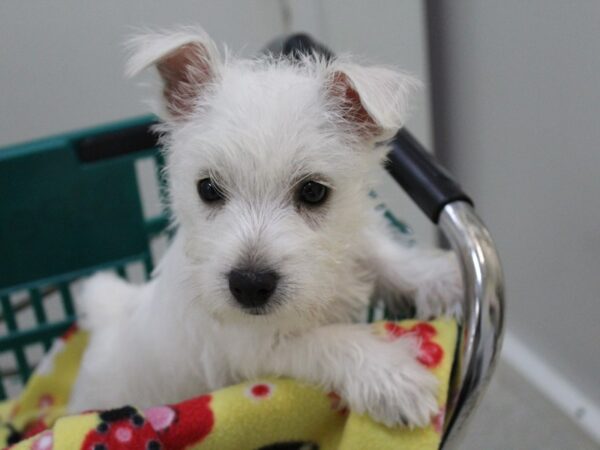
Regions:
[[500, 332, 600, 444]]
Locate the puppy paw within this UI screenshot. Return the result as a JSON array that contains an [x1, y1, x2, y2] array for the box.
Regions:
[[76, 272, 141, 331], [414, 252, 463, 320], [341, 335, 439, 428]]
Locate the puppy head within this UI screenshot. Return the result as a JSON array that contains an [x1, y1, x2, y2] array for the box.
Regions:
[[127, 27, 417, 328]]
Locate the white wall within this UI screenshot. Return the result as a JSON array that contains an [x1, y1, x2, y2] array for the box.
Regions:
[[0, 1, 284, 145], [0, 0, 435, 243], [428, 0, 600, 416]]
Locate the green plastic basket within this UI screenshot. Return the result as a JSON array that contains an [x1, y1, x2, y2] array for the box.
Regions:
[[0, 116, 169, 399]]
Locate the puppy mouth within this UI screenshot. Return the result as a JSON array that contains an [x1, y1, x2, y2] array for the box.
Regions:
[[243, 307, 270, 316], [234, 300, 282, 317]]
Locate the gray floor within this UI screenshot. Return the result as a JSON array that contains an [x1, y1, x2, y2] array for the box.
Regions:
[[459, 361, 598, 450]]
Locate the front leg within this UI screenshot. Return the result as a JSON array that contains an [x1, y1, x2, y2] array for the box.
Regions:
[[265, 324, 438, 428], [365, 221, 464, 319]]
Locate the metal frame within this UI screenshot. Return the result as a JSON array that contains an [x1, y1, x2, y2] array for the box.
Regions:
[[438, 201, 505, 447]]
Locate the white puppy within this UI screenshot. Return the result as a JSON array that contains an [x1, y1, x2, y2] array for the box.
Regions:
[[68, 27, 462, 428]]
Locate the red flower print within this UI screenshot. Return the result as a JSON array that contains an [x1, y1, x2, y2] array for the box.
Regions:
[[81, 406, 160, 450], [410, 323, 437, 340], [31, 430, 53, 450], [385, 321, 444, 368], [327, 392, 349, 416], [418, 341, 444, 368], [144, 406, 175, 432], [38, 394, 54, 410], [61, 325, 79, 341], [432, 405, 446, 434], [384, 322, 408, 339], [245, 382, 275, 400], [150, 395, 214, 450], [22, 418, 49, 439]]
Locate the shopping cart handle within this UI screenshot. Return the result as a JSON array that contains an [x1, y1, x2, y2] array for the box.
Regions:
[[386, 129, 472, 223], [76, 119, 160, 163]]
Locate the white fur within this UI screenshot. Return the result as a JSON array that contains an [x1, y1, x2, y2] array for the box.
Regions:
[[69, 27, 462, 428], [125, 27, 220, 78]]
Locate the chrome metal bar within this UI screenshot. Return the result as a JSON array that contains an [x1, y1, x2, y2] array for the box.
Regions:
[[439, 201, 505, 448]]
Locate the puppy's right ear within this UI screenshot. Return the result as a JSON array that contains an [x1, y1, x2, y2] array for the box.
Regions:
[[126, 27, 221, 120]]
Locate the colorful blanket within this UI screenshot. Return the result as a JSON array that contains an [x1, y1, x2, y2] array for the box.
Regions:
[[0, 320, 456, 450]]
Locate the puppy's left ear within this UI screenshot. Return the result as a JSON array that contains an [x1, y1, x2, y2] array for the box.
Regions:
[[126, 27, 221, 121], [325, 63, 420, 142]]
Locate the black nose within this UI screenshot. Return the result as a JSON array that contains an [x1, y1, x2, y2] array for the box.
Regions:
[[228, 269, 279, 308]]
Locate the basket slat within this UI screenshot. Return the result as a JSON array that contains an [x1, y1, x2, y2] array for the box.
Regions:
[[1, 296, 31, 382]]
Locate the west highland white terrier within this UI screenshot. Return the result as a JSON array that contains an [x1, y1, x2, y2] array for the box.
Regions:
[[68, 27, 462, 428]]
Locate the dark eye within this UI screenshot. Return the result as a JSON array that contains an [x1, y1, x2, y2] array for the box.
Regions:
[[197, 178, 223, 203], [298, 181, 329, 205]]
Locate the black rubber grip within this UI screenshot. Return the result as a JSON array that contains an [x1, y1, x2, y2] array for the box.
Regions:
[[385, 128, 472, 223], [281, 33, 334, 61], [76, 120, 160, 163]]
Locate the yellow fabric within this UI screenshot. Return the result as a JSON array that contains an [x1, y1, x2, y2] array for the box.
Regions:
[[1, 320, 456, 450]]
